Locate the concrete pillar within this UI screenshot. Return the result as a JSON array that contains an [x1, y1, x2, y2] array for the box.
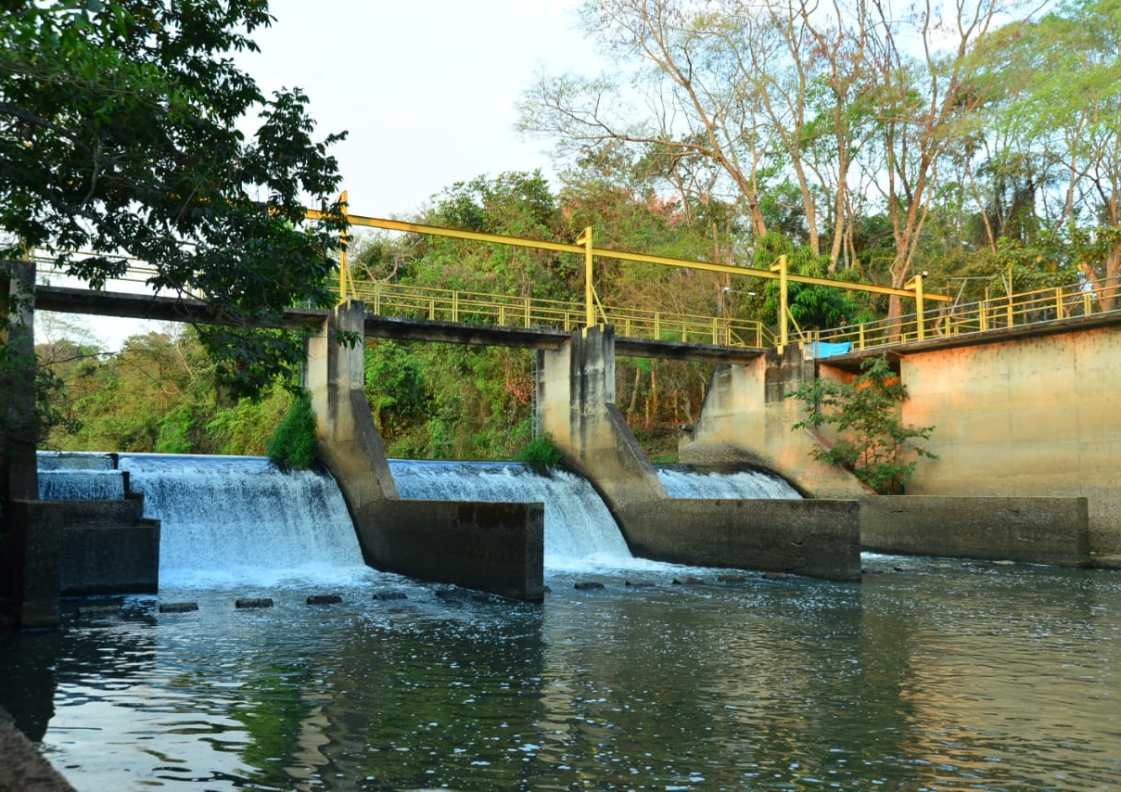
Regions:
[[306, 301, 398, 505], [536, 325, 665, 510], [679, 349, 868, 498], [537, 327, 861, 581], [308, 303, 544, 600]]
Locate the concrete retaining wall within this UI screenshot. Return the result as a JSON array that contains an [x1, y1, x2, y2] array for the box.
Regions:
[[860, 496, 1090, 566], [896, 326, 1121, 558], [356, 500, 544, 601], [3, 501, 62, 629], [621, 499, 861, 581], [55, 498, 160, 595]]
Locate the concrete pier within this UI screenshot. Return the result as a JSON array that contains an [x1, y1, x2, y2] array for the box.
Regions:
[[307, 302, 545, 601], [536, 327, 862, 581]]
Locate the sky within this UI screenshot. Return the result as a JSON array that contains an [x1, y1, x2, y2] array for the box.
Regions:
[[40, 0, 605, 350]]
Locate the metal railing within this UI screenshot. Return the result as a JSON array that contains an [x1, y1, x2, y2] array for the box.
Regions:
[[812, 276, 1121, 353], [32, 254, 774, 348]]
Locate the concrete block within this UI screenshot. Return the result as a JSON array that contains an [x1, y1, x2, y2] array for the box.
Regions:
[[235, 598, 273, 609], [4, 500, 63, 629], [60, 517, 159, 596], [622, 499, 861, 582], [158, 602, 198, 613], [859, 495, 1090, 566], [357, 500, 545, 602], [306, 594, 342, 605]]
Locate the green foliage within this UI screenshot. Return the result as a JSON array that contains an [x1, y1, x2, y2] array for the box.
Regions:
[[155, 407, 194, 454], [0, 1, 347, 397], [518, 434, 563, 470], [266, 391, 318, 471], [791, 357, 937, 494]]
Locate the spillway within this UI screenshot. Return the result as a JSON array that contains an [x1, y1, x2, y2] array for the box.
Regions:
[[390, 459, 638, 570], [657, 465, 802, 499], [118, 454, 369, 588]]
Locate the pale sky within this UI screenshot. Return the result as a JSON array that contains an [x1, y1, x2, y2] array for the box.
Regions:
[[41, 0, 605, 349]]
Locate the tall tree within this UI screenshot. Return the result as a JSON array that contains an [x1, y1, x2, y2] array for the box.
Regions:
[[0, 0, 347, 395]]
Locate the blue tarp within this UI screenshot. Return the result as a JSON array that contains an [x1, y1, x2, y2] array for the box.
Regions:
[[811, 341, 853, 358]]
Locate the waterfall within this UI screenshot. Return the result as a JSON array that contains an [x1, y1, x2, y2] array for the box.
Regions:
[[656, 465, 803, 499], [390, 460, 641, 571], [118, 454, 369, 588], [38, 469, 126, 501]]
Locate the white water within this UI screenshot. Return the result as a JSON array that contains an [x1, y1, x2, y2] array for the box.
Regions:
[[38, 469, 126, 501], [118, 454, 371, 588], [657, 466, 803, 500], [389, 460, 648, 571]]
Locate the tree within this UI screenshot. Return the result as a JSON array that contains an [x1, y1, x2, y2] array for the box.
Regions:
[[791, 355, 935, 493], [0, 1, 347, 396]]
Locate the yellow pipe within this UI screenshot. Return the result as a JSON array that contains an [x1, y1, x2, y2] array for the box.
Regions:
[[337, 191, 350, 304], [306, 210, 952, 302], [772, 255, 789, 353]]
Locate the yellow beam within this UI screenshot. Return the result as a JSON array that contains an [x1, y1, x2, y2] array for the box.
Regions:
[[305, 210, 952, 302]]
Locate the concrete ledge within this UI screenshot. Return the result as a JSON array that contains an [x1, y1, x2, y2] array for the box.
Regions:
[[60, 518, 160, 595], [356, 500, 545, 602], [860, 496, 1090, 566], [3, 501, 63, 629], [619, 499, 861, 582]]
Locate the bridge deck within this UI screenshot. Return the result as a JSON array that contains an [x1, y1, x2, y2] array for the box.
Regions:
[[34, 285, 764, 363]]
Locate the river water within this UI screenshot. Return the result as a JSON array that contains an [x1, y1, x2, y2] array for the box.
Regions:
[[5, 454, 1120, 789], [2, 558, 1120, 790]]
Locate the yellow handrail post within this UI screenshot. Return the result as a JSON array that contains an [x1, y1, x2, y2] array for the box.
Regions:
[[712, 316, 719, 345], [755, 322, 762, 348], [771, 255, 789, 353], [577, 226, 595, 328], [373, 282, 381, 314], [1084, 290, 1093, 316], [1007, 295, 1014, 328], [524, 296, 531, 328], [654, 311, 661, 339], [1055, 287, 1064, 319], [906, 272, 925, 341], [338, 190, 350, 304], [452, 291, 459, 323]]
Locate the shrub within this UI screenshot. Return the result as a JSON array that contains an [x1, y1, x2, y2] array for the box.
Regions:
[[518, 434, 563, 470], [791, 356, 936, 494], [266, 391, 318, 470]]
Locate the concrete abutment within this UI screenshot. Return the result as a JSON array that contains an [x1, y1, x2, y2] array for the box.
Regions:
[[307, 302, 545, 601], [535, 326, 862, 582]]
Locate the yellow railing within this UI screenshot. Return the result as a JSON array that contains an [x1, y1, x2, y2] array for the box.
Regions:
[[342, 278, 773, 348], [31, 254, 773, 348], [812, 275, 1121, 353]]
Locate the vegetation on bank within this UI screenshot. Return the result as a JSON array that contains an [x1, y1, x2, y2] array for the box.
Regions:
[[267, 392, 318, 471], [518, 435, 564, 471], [792, 357, 937, 494]]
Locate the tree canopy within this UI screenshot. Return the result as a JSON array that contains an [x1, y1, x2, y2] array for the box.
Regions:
[[0, 0, 347, 395]]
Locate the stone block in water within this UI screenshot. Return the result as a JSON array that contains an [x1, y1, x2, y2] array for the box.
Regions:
[[573, 581, 605, 590], [306, 594, 342, 605], [235, 598, 274, 609], [158, 602, 198, 613], [624, 580, 654, 587], [717, 575, 748, 584], [371, 591, 408, 601], [671, 577, 705, 586]]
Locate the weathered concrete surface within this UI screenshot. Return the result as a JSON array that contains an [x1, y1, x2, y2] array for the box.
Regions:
[[53, 498, 160, 595], [358, 500, 545, 601], [679, 352, 869, 498], [537, 328, 862, 581], [3, 501, 62, 629], [0, 706, 75, 792], [860, 496, 1090, 566], [536, 326, 666, 512], [897, 326, 1121, 557], [2, 260, 39, 522], [307, 301, 398, 505], [624, 499, 861, 581], [309, 303, 545, 601]]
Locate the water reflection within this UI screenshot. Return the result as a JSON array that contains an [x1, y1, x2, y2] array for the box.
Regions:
[[1, 560, 1119, 790]]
